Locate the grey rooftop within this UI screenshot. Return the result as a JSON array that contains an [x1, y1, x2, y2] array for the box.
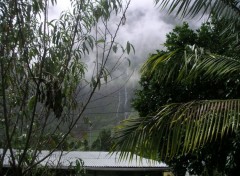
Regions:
[[1, 149, 169, 171]]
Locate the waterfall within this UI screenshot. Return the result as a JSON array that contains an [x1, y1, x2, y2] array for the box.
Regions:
[[115, 91, 121, 120]]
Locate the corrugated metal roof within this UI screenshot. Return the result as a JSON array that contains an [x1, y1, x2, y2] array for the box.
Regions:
[[1, 149, 169, 170]]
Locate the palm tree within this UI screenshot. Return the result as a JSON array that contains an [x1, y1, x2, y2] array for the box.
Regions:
[[112, 0, 240, 161]]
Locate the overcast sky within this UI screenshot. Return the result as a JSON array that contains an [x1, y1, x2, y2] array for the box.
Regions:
[[49, 0, 206, 84], [50, 0, 204, 61], [48, 0, 208, 128]]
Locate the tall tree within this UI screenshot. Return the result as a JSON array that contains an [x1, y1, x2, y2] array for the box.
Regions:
[[0, 0, 132, 175], [113, 9, 240, 174], [133, 21, 240, 175]]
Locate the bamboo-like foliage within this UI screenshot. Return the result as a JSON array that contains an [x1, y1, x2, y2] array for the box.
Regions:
[[0, 0, 132, 175]]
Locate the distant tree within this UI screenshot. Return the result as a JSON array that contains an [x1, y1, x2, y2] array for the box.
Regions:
[[91, 129, 112, 151], [0, 0, 132, 175], [46, 133, 89, 151]]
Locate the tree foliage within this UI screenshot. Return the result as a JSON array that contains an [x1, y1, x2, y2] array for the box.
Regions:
[[134, 21, 240, 117], [0, 0, 132, 175], [113, 19, 240, 175], [111, 0, 240, 174], [91, 129, 112, 151]]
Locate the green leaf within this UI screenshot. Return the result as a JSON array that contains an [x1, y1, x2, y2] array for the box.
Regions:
[[91, 77, 97, 88], [130, 43, 135, 54], [126, 57, 131, 66], [126, 41, 130, 54], [83, 42, 89, 54], [56, 31, 60, 45], [38, 23, 43, 35], [96, 39, 105, 44], [28, 96, 37, 111], [113, 45, 118, 53]]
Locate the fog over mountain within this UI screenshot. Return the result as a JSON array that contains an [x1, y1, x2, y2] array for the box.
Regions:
[[49, 0, 206, 139], [50, 0, 204, 73]]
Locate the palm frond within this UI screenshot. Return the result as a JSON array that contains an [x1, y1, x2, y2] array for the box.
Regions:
[[140, 49, 183, 83], [113, 99, 240, 160], [178, 47, 240, 82], [189, 53, 240, 80], [155, 0, 240, 20], [155, 0, 240, 40], [142, 46, 240, 84]]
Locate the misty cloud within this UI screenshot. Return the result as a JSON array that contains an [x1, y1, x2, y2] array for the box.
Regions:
[[47, 0, 208, 135], [48, 0, 205, 75]]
